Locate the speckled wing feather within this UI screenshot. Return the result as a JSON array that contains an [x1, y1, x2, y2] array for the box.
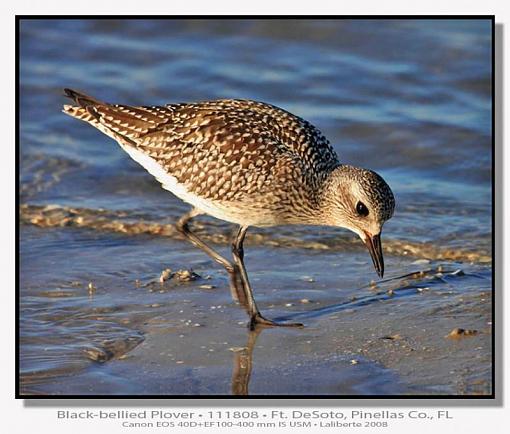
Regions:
[[63, 90, 340, 210]]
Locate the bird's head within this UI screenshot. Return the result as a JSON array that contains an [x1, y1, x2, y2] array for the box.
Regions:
[[321, 165, 395, 278]]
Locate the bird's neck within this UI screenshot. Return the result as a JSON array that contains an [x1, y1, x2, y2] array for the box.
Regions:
[[313, 165, 350, 226], [281, 164, 344, 227]]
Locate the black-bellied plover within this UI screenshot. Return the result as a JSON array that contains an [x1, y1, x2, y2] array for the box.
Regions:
[[63, 88, 395, 329]]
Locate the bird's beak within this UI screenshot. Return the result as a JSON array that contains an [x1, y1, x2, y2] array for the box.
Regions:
[[362, 231, 384, 278]]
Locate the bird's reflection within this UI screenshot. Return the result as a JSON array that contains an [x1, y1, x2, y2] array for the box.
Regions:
[[228, 276, 262, 395], [231, 327, 262, 395], [227, 268, 434, 395]]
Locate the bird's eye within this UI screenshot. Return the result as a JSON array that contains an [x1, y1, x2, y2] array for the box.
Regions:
[[356, 201, 369, 217]]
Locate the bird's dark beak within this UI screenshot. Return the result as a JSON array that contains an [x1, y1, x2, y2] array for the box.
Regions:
[[363, 231, 384, 278]]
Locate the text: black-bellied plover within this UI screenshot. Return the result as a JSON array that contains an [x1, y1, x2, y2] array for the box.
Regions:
[[63, 88, 395, 329]]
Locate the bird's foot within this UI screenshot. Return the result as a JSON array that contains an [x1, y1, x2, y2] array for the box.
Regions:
[[248, 313, 304, 331]]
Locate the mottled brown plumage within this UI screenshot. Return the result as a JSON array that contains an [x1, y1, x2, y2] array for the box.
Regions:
[[63, 88, 395, 328], [63, 90, 342, 226]]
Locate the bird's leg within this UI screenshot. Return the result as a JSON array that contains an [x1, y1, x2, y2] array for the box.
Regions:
[[176, 208, 245, 303], [231, 226, 304, 330]]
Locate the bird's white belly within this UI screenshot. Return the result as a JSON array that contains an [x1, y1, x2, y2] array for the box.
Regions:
[[121, 145, 276, 227]]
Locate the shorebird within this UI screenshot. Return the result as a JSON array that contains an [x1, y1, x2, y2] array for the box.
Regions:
[[63, 88, 395, 329]]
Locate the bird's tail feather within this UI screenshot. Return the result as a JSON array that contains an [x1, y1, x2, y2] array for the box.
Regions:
[[62, 88, 151, 147], [63, 88, 106, 108], [62, 88, 108, 123]]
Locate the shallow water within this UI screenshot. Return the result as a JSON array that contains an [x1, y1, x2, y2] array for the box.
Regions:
[[19, 18, 492, 395]]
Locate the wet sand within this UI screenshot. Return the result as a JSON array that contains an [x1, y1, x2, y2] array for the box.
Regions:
[[20, 224, 492, 396]]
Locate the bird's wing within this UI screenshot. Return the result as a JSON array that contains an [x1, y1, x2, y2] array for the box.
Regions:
[[63, 89, 339, 202]]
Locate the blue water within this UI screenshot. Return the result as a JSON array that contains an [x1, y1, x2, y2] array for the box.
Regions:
[[19, 18, 493, 396], [20, 19, 492, 247]]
